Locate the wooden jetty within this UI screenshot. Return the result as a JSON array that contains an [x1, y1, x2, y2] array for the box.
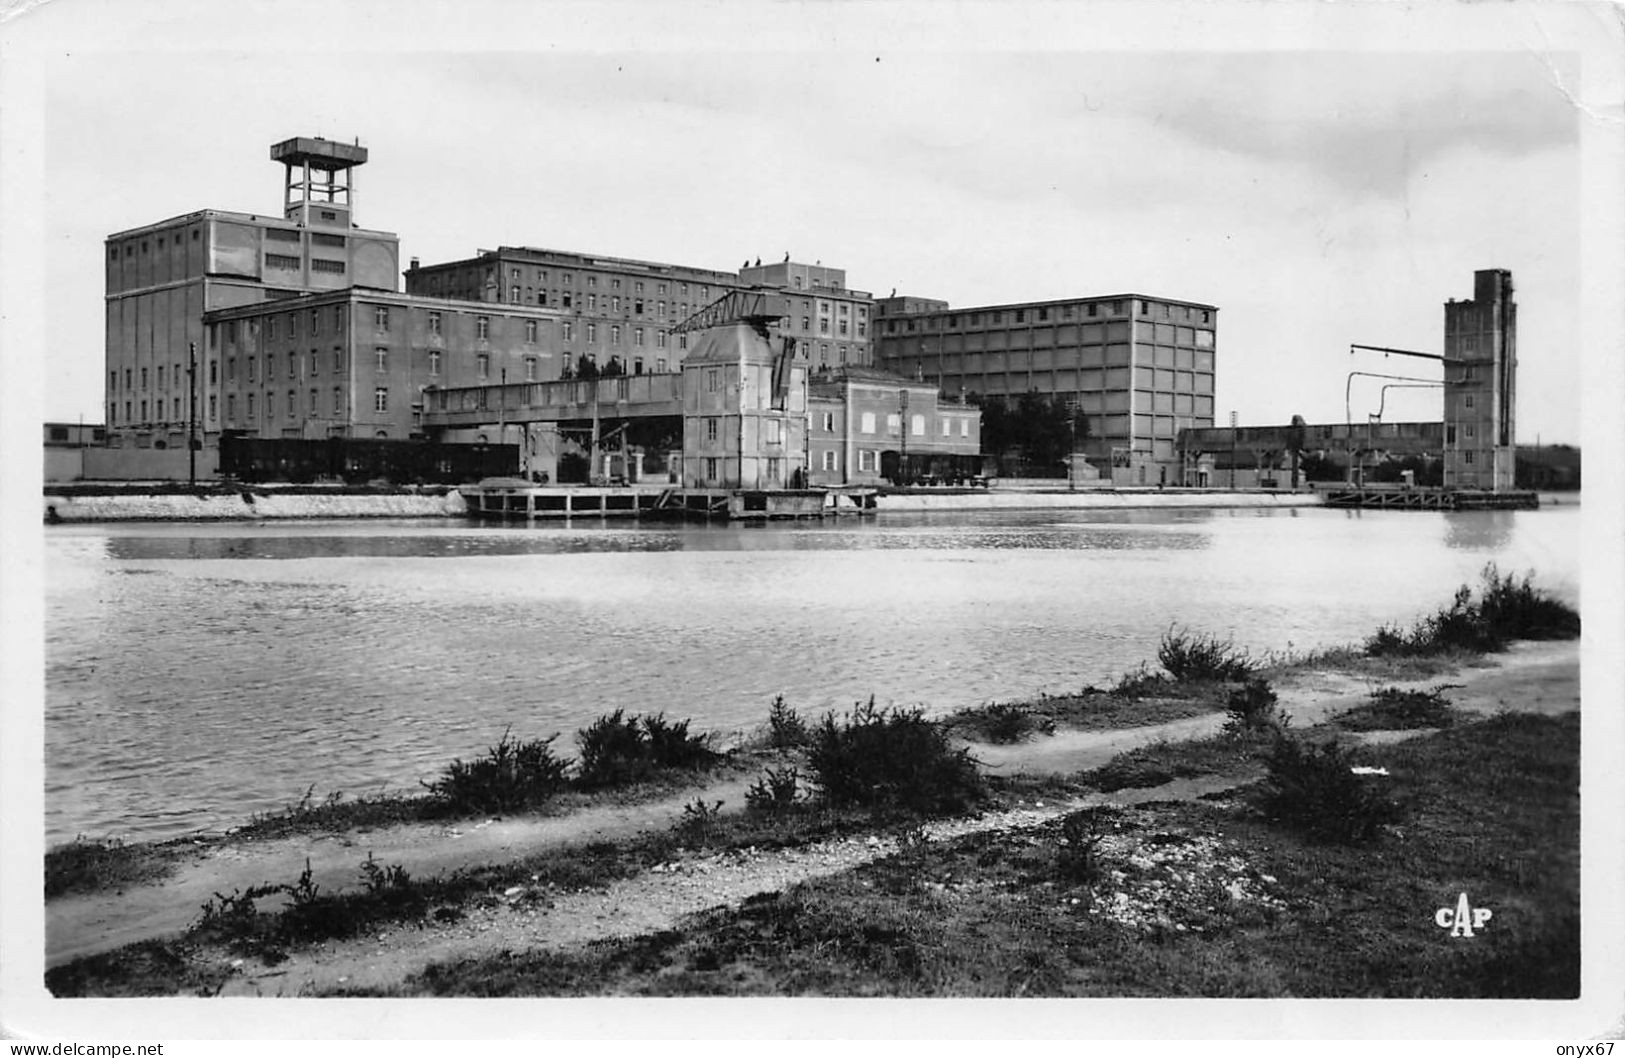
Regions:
[[1317, 484, 1539, 510], [458, 479, 877, 521]]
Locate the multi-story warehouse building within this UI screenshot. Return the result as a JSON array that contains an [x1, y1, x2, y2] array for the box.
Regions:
[[405, 251, 875, 373], [201, 288, 567, 442], [872, 293, 1217, 485], [403, 247, 737, 376], [103, 137, 400, 450]]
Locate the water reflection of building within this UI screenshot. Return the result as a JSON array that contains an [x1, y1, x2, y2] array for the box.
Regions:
[[1443, 511, 1516, 552]]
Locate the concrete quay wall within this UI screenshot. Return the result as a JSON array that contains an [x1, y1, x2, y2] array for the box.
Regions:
[[877, 489, 1323, 512], [43, 485, 1320, 523], [45, 489, 469, 522]]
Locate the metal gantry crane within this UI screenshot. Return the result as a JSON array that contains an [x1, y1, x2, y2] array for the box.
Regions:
[[1343, 343, 1460, 485]]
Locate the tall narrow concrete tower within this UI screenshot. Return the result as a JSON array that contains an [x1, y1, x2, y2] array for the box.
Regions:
[[1442, 269, 1516, 491]]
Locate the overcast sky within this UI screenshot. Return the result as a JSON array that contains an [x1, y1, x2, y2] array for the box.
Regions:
[[7, 0, 1620, 444]]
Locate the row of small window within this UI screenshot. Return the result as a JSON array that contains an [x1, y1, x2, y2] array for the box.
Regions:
[[265, 253, 346, 274], [427, 268, 714, 301], [508, 268, 706, 297], [214, 307, 348, 347], [109, 228, 201, 260], [215, 349, 345, 384], [909, 361, 1216, 389], [782, 315, 864, 338], [505, 290, 705, 317], [111, 364, 189, 392], [113, 398, 190, 424], [432, 312, 682, 350], [890, 330, 1215, 356], [1443, 423, 1482, 442], [887, 301, 1213, 333], [264, 229, 346, 248], [701, 419, 786, 445], [112, 387, 384, 425], [813, 410, 971, 439]]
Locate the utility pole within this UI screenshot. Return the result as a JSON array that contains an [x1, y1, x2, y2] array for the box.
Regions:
[[187, 341, 197, 486], [899, 388, 910, 485], [591, 375, 602, 485], [1229, 410, 1238, 490], [1067, 399, 1077, 492]]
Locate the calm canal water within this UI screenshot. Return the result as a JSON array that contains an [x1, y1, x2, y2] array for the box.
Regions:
[[44, 502, 1580, 845]]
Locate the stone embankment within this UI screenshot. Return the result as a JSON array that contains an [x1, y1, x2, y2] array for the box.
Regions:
[[44, 487, 469, 522], [878, 487, 1320, 512], [44, 483, 1318, 522]]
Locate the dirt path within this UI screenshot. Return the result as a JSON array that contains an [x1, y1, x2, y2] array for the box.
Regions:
[[46, 640, 1579, 990]]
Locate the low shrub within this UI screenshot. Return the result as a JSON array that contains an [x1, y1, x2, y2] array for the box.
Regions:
[[1367, 565, 1579, 657], [1159, 626, 1255, 682], [1056, 807, 1117, 886], [805, 698, 985, 815], [1223, 678, 1281, 738], [196, 856, 430, 962], [766, 696, 811, 750], [641, 714, 719, 771], [1258, 734, 1402, 844], [745, 766, 803, 816], [1478, 566, 1582, 641], [422, 729, 570, 814], [575, 710, 721, 789]]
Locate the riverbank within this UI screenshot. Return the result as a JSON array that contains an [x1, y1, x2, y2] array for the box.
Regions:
[[43, 483, 469, 522], [877, 486, 1318, 512], [42, 631, 1579, 999], [42, 481, 1321, 522]]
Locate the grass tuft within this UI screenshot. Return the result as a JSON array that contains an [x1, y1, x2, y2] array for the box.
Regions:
[[45, 837, 178, 899], [1335, 685, 1463, 731], [943, 700, 1056, 744]]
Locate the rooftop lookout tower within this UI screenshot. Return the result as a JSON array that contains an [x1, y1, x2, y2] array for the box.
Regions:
[[270, 136, 367, 229]]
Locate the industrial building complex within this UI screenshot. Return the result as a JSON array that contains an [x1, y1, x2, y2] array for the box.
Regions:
[[79, 134, 1526, 505]]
